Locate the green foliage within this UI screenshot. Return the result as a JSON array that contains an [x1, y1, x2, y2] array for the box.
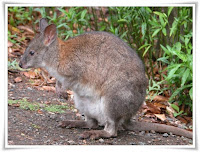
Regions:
[[8, 6, 193, 113], [8, 30, 17, 43], [8, 99, 69, 113], [146, 79, 164, 101], [8, 59, 27, 71], [8, 7, 33, 26], [8, 98, 40, 111], [44, 104, 69, 113], [171, 103, 187, 117]]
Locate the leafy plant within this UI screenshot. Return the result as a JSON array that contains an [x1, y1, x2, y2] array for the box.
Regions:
[[8, 59, 27, 71], [170, 103, 187, 117], [8, 6, 193, 114], [146, 79, 165, 101], [8, 7, 33, 26]]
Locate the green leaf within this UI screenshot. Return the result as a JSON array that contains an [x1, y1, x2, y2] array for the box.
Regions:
[[167, 64, 182, 80], [174, 110, 184, 117], [117, 19, 128, 24], [143, 45, 151, 57], [153, 11, 164, 17], [189, 87, 193, 100], [175, 42, 181, 52], [169, 84, 192, 101], [160, 44, 170, 55], [168, 7, 174, 16], [120, 31, 128, 39], [157, 56, 169, 64], [170, 20, 178, 36], [159, 16, 165, 27], [181, 68, 190, 87], [152, 28, 161, 37], [145, 7, 152, 13], [185, 37, 190, 47], [81, 10, 87, 19], [139, 44, 150, 50], [162, 28, 167, 36], [171, 104, 180, 112], [141, 22, 147, 36]]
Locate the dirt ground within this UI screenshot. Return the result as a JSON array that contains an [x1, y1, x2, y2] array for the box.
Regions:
[[7, 71, 193, 145]]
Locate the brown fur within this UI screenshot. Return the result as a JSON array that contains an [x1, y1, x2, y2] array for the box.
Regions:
[[19, 18, 148, 139]]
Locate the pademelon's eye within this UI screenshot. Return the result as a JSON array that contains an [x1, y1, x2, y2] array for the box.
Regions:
[[29, 50, 35, 56]]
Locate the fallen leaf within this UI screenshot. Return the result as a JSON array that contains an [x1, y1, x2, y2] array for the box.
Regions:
[[44, 101, 51, 105], [14, 77, 22, 83], [153, 95, 169, 102], [153, 102, 167, 109], [182, 116, 192, 122], [166, 105, 176, 117], [8, 41, 13, 47], [31, 79, 42, 86], [21, 133, 25, 136], [17, 25, 34, 34], [23, 71, 38, 79], [43, 86, 55, 92], [37, 109, 43, 114], [82, 140, 87, 144], [8, 103, 20, 107], [8, 24, 21, 34], [145, 101, 161, 114], [8, 48, 17, 57], [38, 86, 56, 92], [176, 116, 188, 124], [40, 69, 55, 84], [154, 114, 166, 121]]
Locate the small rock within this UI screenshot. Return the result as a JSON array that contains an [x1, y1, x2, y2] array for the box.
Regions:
[[129, 142, 136, 145], [166, 117, 174, 121], [68, 140, 75, 145], [60, 115, 66, 121], [27, 87, 32, 90], [11, 97, 15, 100], [189, 140, 193, 144], [59, 136, 64, 139], [9, 83, 15, 88], [39, 104, 45, 108], [8, 140, 14, 145], [169, 132, 176, 137], [44, 139, 50, 144], [49, 114, 57, 119], [150, 130, 156, 134], [128, 131, 136, 135], [139, 131, 145, 136], [138, 142, 145, 145], [99, 138, 104, 143], [147, 141, 152, 144], [146, 133, 152, 137], [163, 133, 169, 137]]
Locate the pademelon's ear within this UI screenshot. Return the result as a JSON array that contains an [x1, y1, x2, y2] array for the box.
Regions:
[[43, 24, 57, 46], [39, 18, 49, 32]]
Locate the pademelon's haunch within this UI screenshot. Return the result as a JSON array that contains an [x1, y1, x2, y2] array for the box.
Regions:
[[20, 18, 192, 139]]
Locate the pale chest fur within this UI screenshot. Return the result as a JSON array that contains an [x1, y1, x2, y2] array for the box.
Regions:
[[42, 62, 66, 85], [72, 84, 106, 126], [43, 62, 106, 125]]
